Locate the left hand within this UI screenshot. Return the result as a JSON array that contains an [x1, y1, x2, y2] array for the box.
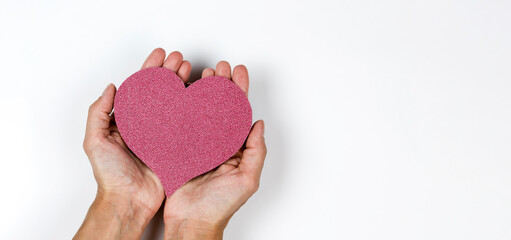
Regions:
[[75, 48, 193, 239]]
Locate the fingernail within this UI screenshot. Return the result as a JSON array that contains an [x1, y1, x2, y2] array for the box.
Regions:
[[102, 83, 112, 96]]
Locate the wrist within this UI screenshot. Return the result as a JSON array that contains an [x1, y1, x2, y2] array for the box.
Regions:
[[94, 189, 156, 225], [74, 191, 156, 240], [99, 193, 152, 225], [164, 219, 225, 240]]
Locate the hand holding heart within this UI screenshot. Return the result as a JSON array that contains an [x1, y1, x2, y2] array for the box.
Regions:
[[75, 49, 267, 240]]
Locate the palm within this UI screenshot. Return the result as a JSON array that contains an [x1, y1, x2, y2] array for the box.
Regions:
[[86, 120, 165, 211], [163, 150, 252, 224]]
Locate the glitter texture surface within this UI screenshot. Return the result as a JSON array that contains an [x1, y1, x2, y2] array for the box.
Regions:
[[114, 67, 252, 196]]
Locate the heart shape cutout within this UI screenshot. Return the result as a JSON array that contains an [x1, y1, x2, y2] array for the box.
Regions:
[[114, 67, 252, 196]]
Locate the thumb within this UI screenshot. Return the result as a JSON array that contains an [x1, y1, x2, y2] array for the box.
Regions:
[[85, 84, 116, 140], [239, 120, 267, 188]]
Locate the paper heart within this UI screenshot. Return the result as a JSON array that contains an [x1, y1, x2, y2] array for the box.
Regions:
[[114, 67, 252, 196]]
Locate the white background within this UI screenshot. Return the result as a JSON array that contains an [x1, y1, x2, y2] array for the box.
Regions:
[[1, 0, 510, 239]]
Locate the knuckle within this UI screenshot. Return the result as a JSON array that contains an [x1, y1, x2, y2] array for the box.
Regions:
[[88, 98, 102, 113], [83, 136, 102, 153], [244, 149, 258, 158], [82, 139, 88, 151], [251, 181, 260, 192], [245, 178, 260, 193], [88, 103, 97, 113]]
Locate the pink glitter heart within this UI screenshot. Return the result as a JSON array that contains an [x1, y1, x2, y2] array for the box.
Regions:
[[114, 67, 252, 196]]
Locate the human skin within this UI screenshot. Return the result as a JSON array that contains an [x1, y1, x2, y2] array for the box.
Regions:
[[74, 48, 267, 240]]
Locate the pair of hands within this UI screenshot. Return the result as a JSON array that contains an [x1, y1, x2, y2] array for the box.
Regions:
[[74, 48, 267, 240]]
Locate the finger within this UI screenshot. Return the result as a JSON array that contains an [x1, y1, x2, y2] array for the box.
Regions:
[[202, 68, 215, 78], [232, 65, 249, 96], [239, 120, 267, 189], [215, 61, 231, 79], [177, 60, 192, 83], [141, 48, 166, 69], [162, 51, 184, 72], [85, 84, 116, 141]]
